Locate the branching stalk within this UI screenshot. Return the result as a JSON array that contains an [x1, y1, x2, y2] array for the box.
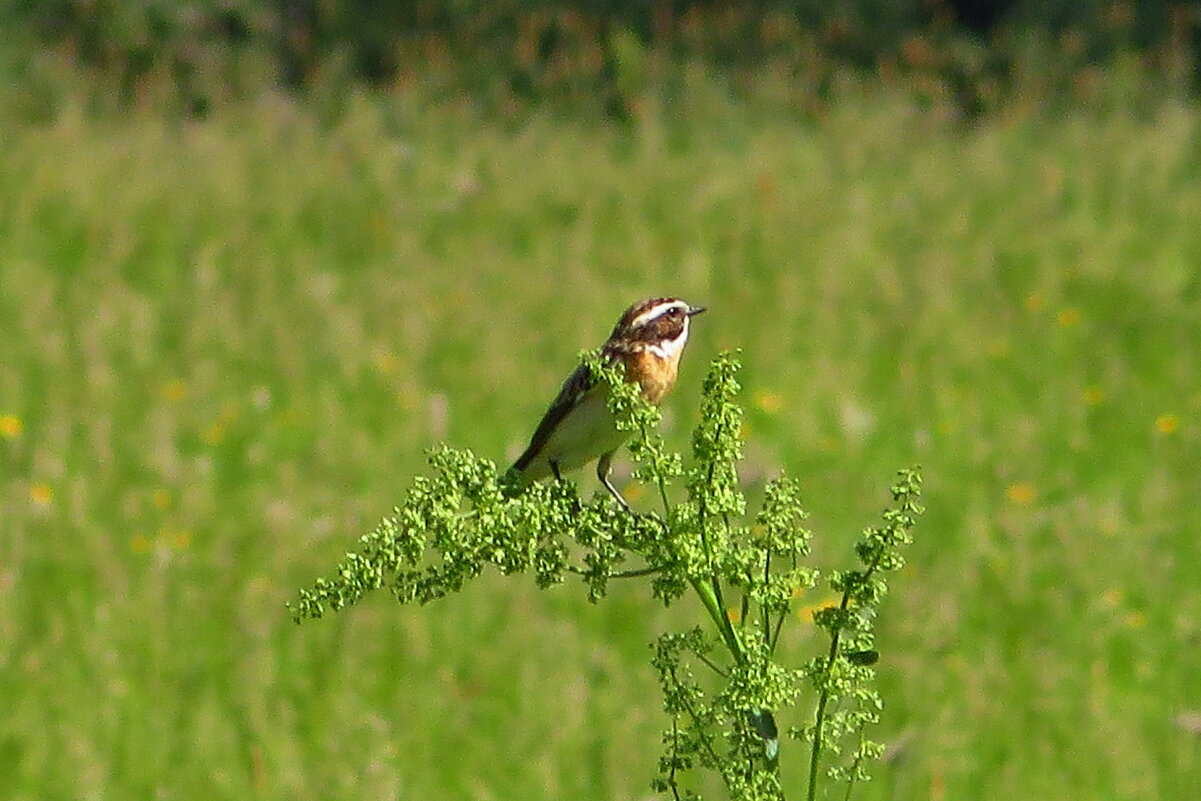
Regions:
[[291, 353, 922, 801], [807, 550, 885, 801]]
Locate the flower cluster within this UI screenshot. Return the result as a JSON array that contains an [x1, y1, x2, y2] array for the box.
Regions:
[[292, 352, 923, 801]]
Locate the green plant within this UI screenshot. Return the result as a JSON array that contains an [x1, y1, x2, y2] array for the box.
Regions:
[[292, 351, 922, 800]]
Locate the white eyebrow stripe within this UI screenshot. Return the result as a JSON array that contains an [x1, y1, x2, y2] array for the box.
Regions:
[[630, 301, 687, 329]]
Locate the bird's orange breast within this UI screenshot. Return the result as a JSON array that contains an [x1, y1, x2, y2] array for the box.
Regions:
[[625, 349, 680, 404]]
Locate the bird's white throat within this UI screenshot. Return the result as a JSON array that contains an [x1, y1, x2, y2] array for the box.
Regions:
[[647, 324, 689, 360]]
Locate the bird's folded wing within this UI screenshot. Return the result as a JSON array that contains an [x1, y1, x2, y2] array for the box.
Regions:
[[511, 361, 598, 472]]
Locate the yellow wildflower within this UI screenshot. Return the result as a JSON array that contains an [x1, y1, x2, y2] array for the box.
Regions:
[[795, 595, 841, 623], [375, 352, 398, 375], [1005, 482, 1037, 505], [753, 390, 784, 415], [0, 414, 22, 439], [162, 380, 187, 402], [1056, 308, 1081, 327], [1123, 610, 1147, 629], [167, 530, 192, 550], [202, 423, 226, 445], [1155, 414, 1180, 435]]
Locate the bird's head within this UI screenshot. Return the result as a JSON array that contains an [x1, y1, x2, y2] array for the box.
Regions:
[[607, 297, 706, 358]]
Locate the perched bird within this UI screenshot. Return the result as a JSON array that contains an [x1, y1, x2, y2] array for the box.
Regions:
[[504, 297, 706, 511]]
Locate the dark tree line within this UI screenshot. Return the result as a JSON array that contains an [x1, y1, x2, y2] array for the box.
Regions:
[[6, 1, 1198, 115]]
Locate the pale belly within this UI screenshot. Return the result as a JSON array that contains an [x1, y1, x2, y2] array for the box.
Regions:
[[522, 387, 628, 480]]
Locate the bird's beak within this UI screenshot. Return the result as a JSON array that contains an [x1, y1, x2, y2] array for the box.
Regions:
[[687, 305, 707, 317]]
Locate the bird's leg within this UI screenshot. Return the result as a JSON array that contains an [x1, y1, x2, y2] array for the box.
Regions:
[[597, 451, 634, 514]]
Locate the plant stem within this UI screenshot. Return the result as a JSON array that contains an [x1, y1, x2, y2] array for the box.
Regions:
[[806, 620, 843, 801], [695, 457, 743, 664], [762, 551, 772, 648], [609, 565, 663, 579], [639, 417, 674, 517], [807, 554, 885, 801], [695, 649, 730, 678], [689, 576, 742, 662], [770, 609, 787, 653], [671, 665, 726, 768], [668, 718, 683, 801], [842, 744, 865, 801]]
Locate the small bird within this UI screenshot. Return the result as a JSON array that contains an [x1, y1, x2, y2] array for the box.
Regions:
[[504, 297, 706, 511]]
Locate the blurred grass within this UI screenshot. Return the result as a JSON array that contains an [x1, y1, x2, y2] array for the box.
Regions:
[[1, 78, 1200, 800]]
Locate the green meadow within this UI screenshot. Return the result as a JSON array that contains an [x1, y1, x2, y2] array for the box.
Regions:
[[2, 79, 1199, 800]]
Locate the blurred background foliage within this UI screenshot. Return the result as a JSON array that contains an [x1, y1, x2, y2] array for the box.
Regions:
[[5, 3, 1201, 800], [4, 0, 1199, 120]]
